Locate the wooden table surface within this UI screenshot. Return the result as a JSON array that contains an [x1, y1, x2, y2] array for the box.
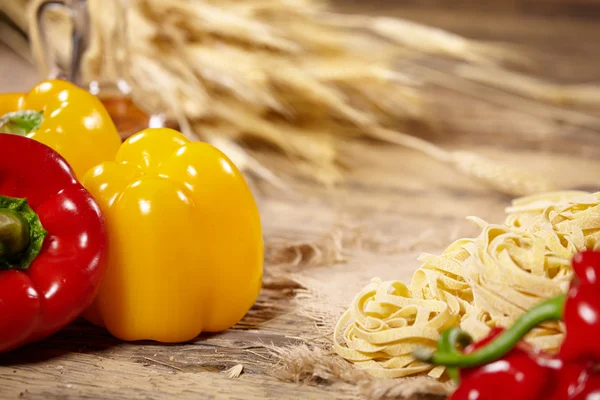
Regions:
[[1, 2, 600, 399]]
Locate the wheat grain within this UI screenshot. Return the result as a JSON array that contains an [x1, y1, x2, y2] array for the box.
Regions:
[[450, 151, 557, 197]]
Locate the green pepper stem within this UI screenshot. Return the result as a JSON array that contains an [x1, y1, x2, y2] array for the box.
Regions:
[[0, 196, 47, 270], [0, 209, 30, 257], [0, 110, 44, 135], [414, 294, 565, 369]]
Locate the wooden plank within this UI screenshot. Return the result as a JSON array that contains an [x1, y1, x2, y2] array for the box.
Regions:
[[1, 351, 357, 400]]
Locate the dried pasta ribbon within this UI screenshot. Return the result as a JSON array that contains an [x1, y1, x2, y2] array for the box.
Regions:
[[333, 278, 458, 378], [334, 191, 600, 380]]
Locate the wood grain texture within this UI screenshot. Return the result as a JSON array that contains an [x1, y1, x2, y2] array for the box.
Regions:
[[1, 2, 600, 399]]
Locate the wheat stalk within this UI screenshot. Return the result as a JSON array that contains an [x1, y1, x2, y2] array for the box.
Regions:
[[315, 12, 530, 66], [450, 151, 556, 196], [370, 128, 556, 197], [456, 64, 600, 108], [0, 0, 580, 195]]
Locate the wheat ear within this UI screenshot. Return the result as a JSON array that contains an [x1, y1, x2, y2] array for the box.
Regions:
[[371, 128, 556, 197]]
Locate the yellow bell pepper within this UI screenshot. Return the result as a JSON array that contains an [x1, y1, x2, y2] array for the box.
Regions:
[[82, 128, 263, 342], [0, 79, 121, 178]]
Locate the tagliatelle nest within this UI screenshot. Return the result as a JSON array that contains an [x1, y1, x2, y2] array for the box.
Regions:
[[334, 190, 600, 379], [1, 0, 588, 195]]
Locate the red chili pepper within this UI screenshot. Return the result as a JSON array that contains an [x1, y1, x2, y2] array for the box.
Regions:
[[448, 335, 600, 400], [543, 361, 600, 400], [0, 133, 107, 352], [413, 250, 600, 399], [560, 250, 600, 364], [448, 328, 552, 400]]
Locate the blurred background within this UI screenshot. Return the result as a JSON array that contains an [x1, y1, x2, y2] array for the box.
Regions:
[[1, 0, 599, 193]]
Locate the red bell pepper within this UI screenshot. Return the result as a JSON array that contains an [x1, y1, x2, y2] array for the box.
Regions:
[[0, 133, 107, 353], [414, 250, 600, 400]]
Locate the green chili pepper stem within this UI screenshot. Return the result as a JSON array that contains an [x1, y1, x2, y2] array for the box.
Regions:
[[439, 328, 473, 383], [413, 329, 474, 383], [414, 294, 565, 369], [0, 110, 44, 135]]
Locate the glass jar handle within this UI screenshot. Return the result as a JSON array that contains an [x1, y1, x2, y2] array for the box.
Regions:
[[31, 0, 88, 83]]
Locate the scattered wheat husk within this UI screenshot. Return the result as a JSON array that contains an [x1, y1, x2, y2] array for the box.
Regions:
[[271, 344, 369, 384], [224, 364, 245, 379], [271, 344, 453, 400], [0, 0, 586, 195]]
